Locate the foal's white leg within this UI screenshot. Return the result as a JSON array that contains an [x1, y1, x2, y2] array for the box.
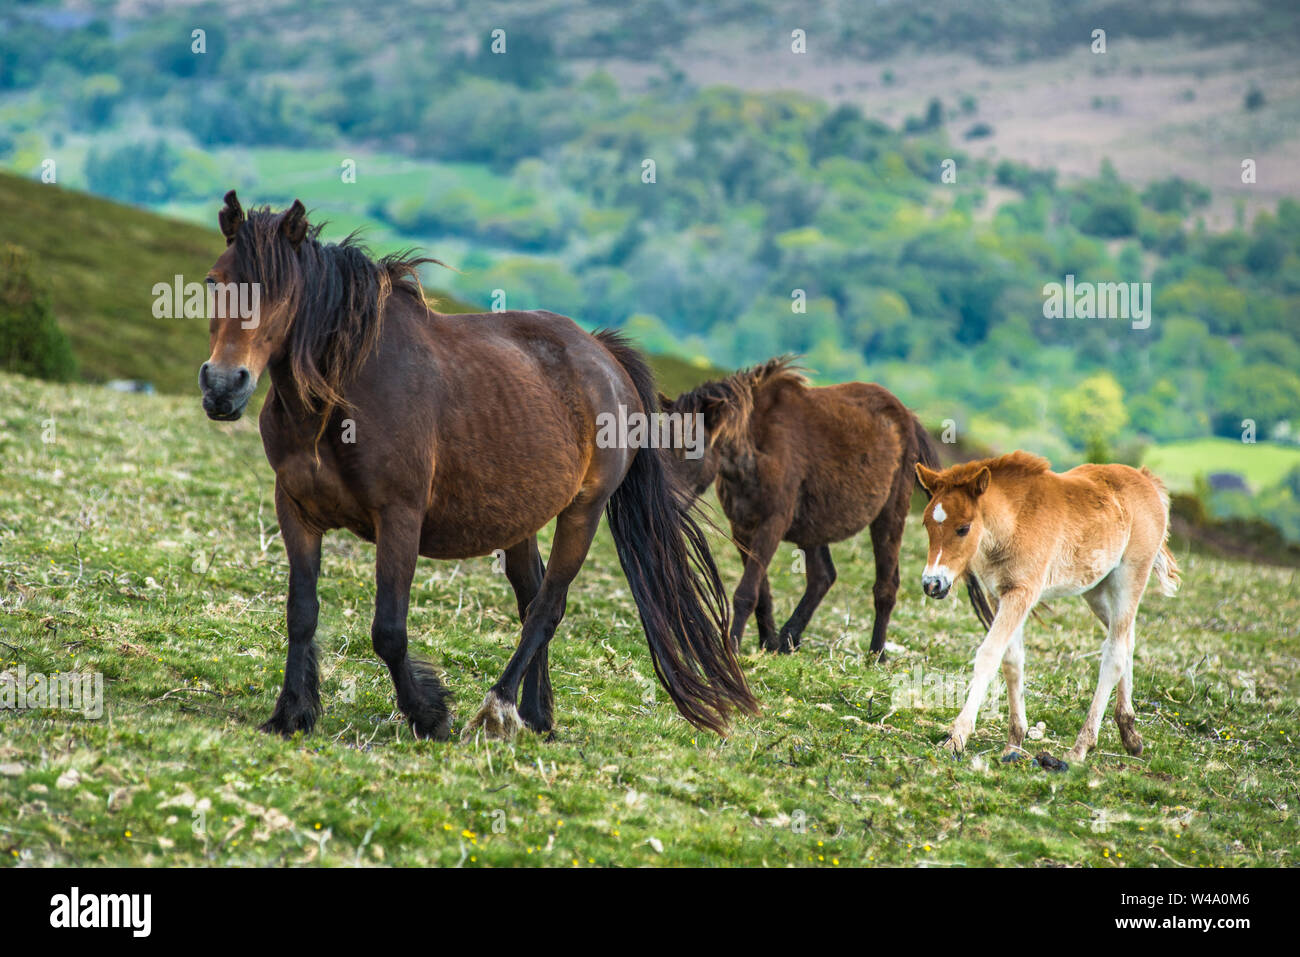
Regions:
[[1067, 566, 1143, 763], [944, 589, 1034, 755], [1112, 621, 1143, 755], [1000, 627, 1028, 759]]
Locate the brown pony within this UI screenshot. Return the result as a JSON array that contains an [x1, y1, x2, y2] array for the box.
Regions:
[[199, 192, 756, 740], [915, 452, 1180, 765], [661, 359, 992, 657]]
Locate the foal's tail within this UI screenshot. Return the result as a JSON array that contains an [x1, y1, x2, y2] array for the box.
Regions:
[[595, 330, 760, 735], [1141, 466, 1182, 597], [910, 415, 997, 632]]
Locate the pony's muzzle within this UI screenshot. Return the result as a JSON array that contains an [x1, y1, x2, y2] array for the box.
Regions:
[[199, 362, 254, 420], [921, 574, 951, 600]]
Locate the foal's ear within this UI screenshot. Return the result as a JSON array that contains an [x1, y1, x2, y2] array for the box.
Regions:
[[280, 199, 308, 250], [969, 466, 991, 497], [219, 190, 244, 246], [656, 391, 673, 411], [915, 463, 940, 493]]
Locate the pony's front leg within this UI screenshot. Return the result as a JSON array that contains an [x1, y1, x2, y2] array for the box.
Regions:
[[732, 516, 787, 652], [261, 487, 323, 736], [372, 506, 451, 740], [999, 627, 1028, 761], [733, 537, 777, 649], [944, 588, 1034, 756]]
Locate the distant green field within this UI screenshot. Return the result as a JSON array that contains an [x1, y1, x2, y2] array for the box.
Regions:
[[154, 148, 517, 268], [1144, 438, 1300, 492]]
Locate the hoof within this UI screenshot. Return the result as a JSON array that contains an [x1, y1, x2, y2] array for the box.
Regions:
[[409, 708, 452, 741], [518, 707, 554, 736], [1034, 751, 1070, 772], [1001, 750, 1025, 764], [940, 734, 965, 758], [258, 694, 319, 738], [405, 659, 453, 741], [461, 691, 525, 742], [1117, 715, 1144, 756]]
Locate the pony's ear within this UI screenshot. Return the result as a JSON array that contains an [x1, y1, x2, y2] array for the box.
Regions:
[[219, 190, 244, 246], [701, 395, 735, 433], [280, 199, 308, 250], [968, 466, 991, 497], [701, 390, 752, 449], [656, 390, 673, 411], [915, 463, 940, 493]]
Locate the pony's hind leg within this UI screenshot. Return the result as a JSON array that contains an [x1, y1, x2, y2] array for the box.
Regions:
[[261, 487, 323, 737], [1067, 566, 1143, 763], [775, 545, 836, 653], [866, 502, 908, 661], [372, 506, 451, 740], [505, 537, 554, 734], [463, 497, 604, 741], [1112, 620, 1143, 755]]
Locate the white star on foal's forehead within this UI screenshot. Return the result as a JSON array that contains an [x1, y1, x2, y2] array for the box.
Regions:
[[932, 501, 946, 523]]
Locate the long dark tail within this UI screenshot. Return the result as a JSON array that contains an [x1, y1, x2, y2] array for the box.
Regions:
[[596, 330, 759, 734], [911, 416, 995, 632]]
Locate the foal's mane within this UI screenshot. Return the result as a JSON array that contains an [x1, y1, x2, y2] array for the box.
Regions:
[[232, 207, 441, 413], [671, 356, 806, 448], [944, 450, 1052, 487]]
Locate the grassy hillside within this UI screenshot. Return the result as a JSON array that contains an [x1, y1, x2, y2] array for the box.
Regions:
[[0, 173, 724, 396], [1, 370, 1295, 867]]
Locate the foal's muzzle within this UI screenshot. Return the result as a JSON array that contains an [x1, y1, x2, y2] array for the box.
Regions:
[[922, 575, 951, 600], [199, 362, 255, 421]]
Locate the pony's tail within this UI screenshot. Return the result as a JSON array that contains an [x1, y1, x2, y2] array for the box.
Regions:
[[913, 415, 941, 472], [1153, 544, 1181, 597], [1142, 466, 1182, 597], [595, 330, 759, 735], [911, 415, 996, 632]]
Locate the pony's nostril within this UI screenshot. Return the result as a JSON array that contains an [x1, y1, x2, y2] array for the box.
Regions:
[[199, 362, 211, 389]]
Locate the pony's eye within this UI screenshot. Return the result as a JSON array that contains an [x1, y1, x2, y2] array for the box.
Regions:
[[957, 524, 971, 536]]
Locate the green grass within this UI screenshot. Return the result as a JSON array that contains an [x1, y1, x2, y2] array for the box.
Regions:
[[1144, 438, 1300, 493], [1, 371, 1296, 867]]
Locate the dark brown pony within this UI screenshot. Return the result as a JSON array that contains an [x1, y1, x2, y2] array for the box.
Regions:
[[199, 192, 756, 740], [661, 359, 993, 656]]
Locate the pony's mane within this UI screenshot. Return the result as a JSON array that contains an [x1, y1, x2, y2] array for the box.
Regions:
[[232, 207, 440, 413], [943, 450, 1052, 486], [670, 356, 806, 449]]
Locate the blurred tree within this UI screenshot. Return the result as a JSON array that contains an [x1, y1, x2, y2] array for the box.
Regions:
[[1212, 364, 1300, 438], [0, 246, 76, 382], [1056, 372, 1128, 457]]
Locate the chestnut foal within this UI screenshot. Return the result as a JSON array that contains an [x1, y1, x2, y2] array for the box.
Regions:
[[662, 359, 992, 657], [916, 452, 1180, 765]]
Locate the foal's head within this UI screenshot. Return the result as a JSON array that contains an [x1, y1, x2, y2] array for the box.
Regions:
[[656, 388, 731, 497], [199, 191, 313, 420], [914, 462, 991, 600], [659, 357, 803, 498]]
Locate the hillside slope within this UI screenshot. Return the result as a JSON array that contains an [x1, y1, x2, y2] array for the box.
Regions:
[[0, 174, 488, 393], [0, 369, 1295, 866]]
